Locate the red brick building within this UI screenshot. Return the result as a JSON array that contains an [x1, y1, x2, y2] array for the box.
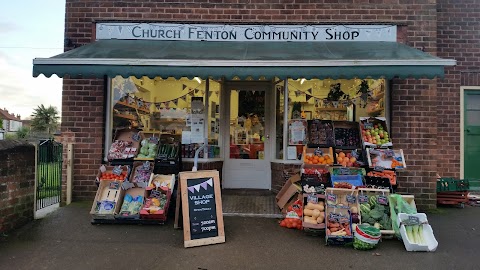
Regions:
[[32, 0, 479, 210]]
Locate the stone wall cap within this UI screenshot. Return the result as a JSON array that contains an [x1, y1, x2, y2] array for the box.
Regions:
[[0, 140, 35, 151]]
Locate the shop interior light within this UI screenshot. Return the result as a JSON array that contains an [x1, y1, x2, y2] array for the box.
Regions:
[[194, 77, 202, 84], [300, 78, 306, 85]]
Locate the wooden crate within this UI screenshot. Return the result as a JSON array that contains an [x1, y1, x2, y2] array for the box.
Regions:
[[357, 188, 393, 237], [302, 194, 326, 230], [90, 180, 125, 220]]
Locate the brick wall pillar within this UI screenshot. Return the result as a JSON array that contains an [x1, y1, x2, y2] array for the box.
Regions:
[[0, 140, 36, 233], [391, 79, 438, 210]]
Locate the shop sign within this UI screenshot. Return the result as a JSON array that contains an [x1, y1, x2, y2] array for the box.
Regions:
[[96, 23, 397, 42], [179, 170, 225, 248]]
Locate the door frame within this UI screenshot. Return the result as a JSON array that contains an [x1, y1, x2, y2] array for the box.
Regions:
[[460, 86, 480, 178], [220, 80, 276, 189]]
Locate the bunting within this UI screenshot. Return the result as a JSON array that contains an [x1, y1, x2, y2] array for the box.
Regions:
[[187, 178, 213, 194]]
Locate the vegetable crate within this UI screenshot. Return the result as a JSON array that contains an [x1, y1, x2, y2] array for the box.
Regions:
[[436, 178, 470, 192], [115, 185, 146, 220], [130, 161, 154, 187], [332, 121, 362, 149], [330, 174, 364, 189], [307, 119, 335, 147], [436, 191, 469, 208], [90, 180, 125, 220], [302, 194, 326, 230], [359, 117, 392, 148], [325, 206, 354, 246], [95, 164, 131, 185], [140, 187, 172, 222], [357, 188, 394, 238]]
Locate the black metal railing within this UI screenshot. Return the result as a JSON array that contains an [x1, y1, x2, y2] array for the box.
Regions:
[[36, 139, 63, 210]]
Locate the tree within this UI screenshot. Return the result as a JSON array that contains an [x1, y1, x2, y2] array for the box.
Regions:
[[31, 105, 60, 134], [16, 126, 30, 139]]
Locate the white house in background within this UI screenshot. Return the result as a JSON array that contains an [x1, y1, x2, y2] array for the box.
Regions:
[[0, 108, 22, 137]]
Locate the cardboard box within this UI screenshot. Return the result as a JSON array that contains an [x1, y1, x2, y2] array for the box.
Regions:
[[140, 187, 172, 221], [90, 180, 125, 220], [366, 148, 406, 170], [95, 164, 131, 183], [360, 117, 392, 148], [134, 131, 161, 161], [302, 194, 326, 230], [148, 174, 176, 191], [115, 185, 146, 220], [276, 175, 302, 210], [303, 146, 335, 166], [130, 161, 155, 187], [357, 188, 393, 236]]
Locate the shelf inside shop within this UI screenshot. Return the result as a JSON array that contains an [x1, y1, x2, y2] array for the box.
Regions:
[[115, 100, 150, 113], [316, 107, 348, 111], [113, 113, 137, 121]]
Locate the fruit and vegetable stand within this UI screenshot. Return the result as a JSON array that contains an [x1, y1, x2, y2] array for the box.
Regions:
[[277, 117, 439, 252], [90, 129, 180, 225]]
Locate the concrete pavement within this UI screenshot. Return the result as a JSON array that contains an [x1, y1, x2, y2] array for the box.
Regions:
[[0, 201, 479, 270]]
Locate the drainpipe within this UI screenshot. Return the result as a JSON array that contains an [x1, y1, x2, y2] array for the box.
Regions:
[[192, 138, 208, 172]]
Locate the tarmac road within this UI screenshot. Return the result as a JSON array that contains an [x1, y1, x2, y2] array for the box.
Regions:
[[0, 201, 479, 270]]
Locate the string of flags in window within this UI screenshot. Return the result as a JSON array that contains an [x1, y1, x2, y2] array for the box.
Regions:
[[123, 84, 219, 111]]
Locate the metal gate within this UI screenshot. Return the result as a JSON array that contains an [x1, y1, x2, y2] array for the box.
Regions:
[[36, 139, 63, 210]]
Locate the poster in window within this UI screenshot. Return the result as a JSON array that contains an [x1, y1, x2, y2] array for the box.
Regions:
[[288, 120, 307, 145]]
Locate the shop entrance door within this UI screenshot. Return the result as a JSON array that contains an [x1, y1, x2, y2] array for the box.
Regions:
[[223, 82, 272, 189], [464, 89, 480, 180]]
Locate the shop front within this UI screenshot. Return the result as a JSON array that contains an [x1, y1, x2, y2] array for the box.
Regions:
[[33, 22, 455, 207]]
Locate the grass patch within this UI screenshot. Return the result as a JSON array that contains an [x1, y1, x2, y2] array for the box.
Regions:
[[37, 162, 62, 200]]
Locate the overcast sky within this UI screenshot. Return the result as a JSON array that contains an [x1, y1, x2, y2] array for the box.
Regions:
[[0, 0, 65, 120]]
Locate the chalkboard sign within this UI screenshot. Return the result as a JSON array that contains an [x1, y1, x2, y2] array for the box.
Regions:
[[180, 170, 225, 248]]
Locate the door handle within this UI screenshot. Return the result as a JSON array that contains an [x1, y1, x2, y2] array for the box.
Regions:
[[465, 129, 471, 133]]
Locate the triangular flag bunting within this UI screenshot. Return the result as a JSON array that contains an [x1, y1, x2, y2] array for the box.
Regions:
[[195, 89, 199, 94], [306, 94, 313, 101], [181, 95, 187, 101], [188, 186, 195, 193], [194, 184, 201, 192], [155, 104, 161, 110], [173, 99, 178, 106], [201, 181, 208, 190], [183, 84, 188, 90], [307, 88, 312, 94], [206, 178, 213, 187]]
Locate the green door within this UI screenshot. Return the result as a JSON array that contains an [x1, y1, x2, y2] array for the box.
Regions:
[[464, 90, 480, 182]]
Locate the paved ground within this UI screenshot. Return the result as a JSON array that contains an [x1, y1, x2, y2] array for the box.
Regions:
[[0, 202, 479, 270]]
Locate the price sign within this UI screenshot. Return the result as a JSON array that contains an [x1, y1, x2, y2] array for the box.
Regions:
[[346, 195, 356, 204], [385, 150, 394, 158], [377, 195, 388, 205], [112, 166, 123, 175], [358, 195, 369, 203], [329, 213, 340, 222], [404, 215, 421, 226], [338, 167, 350, 175], [132, 132, 141, 142], [314, 148, 323, 156], [150, 190, 161, 198], [109, 181, 120, 190], [351, 150, 359, 159], [326, 193, 337, 203], [149, 136, 160, 144], [307, 194, 319, 204], [364, 122, 373, 129], [142, 161, 151, 170], [374, 166, 385, 172]]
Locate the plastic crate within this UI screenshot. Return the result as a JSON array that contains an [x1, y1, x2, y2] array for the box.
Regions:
[[468, 179, 480, 192], [330, 174, 364, 188], [436, 178, 470, 192]]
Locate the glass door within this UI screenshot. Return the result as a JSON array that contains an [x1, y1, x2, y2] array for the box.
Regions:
[[223, 82, 271, 189]]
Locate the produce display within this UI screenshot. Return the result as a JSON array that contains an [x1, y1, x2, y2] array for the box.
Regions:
[[361, 124, 391, 146], [157, 143, 179, 160], [132, 162, 153, 183], [335, 151, 360, 167], [279, 199, 303, 230], [326, 210, 352, 237], [353, 224, 381, 250], [107, 140, 136, 160], [308, 120, 334, 146], [118, 193, 144, 216], [367, 170, 397, 186], [149, 174, 175, 190], [302, 199, 325, 228], [366, 148, 406, 170], [98, 171, 128, 181], [303, 147, 334, 165], [334, 127, 361, 148], [142, 190, 168, 214], [136, 137, 159, 159], [358, 193, 392, 231]]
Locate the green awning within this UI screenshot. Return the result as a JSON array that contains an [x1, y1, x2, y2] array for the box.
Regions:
[[33, 40, 455, 79]]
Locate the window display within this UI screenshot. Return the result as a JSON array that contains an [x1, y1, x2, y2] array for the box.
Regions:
[[276, 78, 387, 161], [109, 76, 221, 160]]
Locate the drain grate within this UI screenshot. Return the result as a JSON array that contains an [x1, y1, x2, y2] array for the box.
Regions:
[[222, 194, 283, 218]]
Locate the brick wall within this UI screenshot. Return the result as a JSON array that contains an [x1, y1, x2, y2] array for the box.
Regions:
[[0, 140, 35, 233], [63, 0, 440, 208], [437, 0, 480, 178], [271, 162, 301, 195]]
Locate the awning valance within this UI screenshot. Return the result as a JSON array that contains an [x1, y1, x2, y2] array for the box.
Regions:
[[32, 40, 456, 80]]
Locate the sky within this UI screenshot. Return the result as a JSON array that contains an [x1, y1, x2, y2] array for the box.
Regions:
[[0, 0, 65, 120]]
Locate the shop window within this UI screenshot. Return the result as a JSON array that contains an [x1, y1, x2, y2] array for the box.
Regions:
[[107, 76, 221, 160], [276, 78, 387, 161]]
